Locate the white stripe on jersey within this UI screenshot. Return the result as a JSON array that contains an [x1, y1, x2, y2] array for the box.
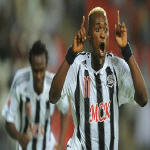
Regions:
[[62, 52, 135, 150], [2, 67, 69, 150]]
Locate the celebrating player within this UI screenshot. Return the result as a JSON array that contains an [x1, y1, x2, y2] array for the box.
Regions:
[[2, 40, 69, 150], [49, 7, 148, 150]]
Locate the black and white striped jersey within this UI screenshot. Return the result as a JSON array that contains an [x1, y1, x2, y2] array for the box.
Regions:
[[62, 52, 135, 150], [2, 67, 69, 150]]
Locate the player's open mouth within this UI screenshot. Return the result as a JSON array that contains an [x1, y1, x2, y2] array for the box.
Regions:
[[99, 42, 105, 51], [99, 42, 105, 56]]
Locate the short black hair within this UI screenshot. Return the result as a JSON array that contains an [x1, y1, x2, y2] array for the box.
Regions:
[[29, 40, 48, 65]]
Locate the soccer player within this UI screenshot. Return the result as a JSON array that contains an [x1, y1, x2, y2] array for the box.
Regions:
[[2, 41, 69, 150], [49, 7, 148, 150]]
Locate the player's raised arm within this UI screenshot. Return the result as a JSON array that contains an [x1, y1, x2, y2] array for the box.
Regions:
[[115, 10, 127, 48], [115, 10, 148, 106], [49, 16, 86, 104], [73, 16, 86, 53]]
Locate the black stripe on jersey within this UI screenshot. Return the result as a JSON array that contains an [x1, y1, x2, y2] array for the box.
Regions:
[[113, 68, 119, 106], [23, 97, 31, 133], [42, 101, 50, 150], [19, 95, 23, 132], [75, 67, 81, 140], [12, 72, 30, 89], [82, 60, 87, 65], [35, 99, 40, 123], [77, 52, 86, 56], [23, 117, 28, 133], [84, 70, 92, 150], [32, 99, 41, 150], [94, 73, 104, 150], [42, 120, 48, 150], [107, 52, 113, 57], [106, 67, 114, 150]]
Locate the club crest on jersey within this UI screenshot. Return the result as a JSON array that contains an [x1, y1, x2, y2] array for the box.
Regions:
[[106, 74, 115, 88]]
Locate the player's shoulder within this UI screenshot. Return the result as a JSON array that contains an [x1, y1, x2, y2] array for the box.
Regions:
[[107, 52, 126, 67], [10, 67, 31, 91], [45, 71, 55, 85], [15, 67, 30, 76], [74, 51, 90, 65], [13, 67, 30, 86]]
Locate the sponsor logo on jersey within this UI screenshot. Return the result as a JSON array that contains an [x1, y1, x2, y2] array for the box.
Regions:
[[89, 100, 111, 123]]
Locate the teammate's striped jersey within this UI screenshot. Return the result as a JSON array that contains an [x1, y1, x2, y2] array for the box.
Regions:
[[2, 67, 69, 150], [62, 52, 135, 150]]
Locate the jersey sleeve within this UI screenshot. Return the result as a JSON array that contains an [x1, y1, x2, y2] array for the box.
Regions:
[[2, 74, 20, 123], [56, 95, 69, 114], [61, 60, 79, 98], [113, 57, 135, 106]]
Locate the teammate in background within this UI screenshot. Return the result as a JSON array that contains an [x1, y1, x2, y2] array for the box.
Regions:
[[49, 7, 148, 150], [2, 41, 69, 150]]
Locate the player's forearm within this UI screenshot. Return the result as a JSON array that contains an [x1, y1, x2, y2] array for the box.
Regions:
[[5, 121, 22, 141], [49, 59, 70, 104], [128, 55, 148, 106], [58, 113, 69, 148]]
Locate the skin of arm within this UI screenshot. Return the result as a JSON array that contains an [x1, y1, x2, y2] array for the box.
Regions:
[[49, 60, 70, 104], [115, 10, 148, 107], [5, 121, 31, 149], [128, 56, 148, 106]]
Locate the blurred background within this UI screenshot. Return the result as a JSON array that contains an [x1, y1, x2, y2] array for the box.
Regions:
[[0, 0, 150, 150]]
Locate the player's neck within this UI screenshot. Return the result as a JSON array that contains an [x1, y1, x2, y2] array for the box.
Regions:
[[91, 53, 105, 72], [34, 86, 43, 95]]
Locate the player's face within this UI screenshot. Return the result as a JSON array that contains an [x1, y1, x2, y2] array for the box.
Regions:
[[31, 53, 46, 95], [89, 12, 109, 58]]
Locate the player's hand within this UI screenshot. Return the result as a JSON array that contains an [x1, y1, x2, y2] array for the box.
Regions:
[[53, 144, 61, 150], [72, 16, 86, 53], [115, 10, 127, 48], [18, 133, 31, 150]]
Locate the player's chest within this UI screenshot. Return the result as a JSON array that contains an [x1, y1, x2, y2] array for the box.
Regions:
[[18, 91, 52, 121], [77, 67, 116, 100]]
